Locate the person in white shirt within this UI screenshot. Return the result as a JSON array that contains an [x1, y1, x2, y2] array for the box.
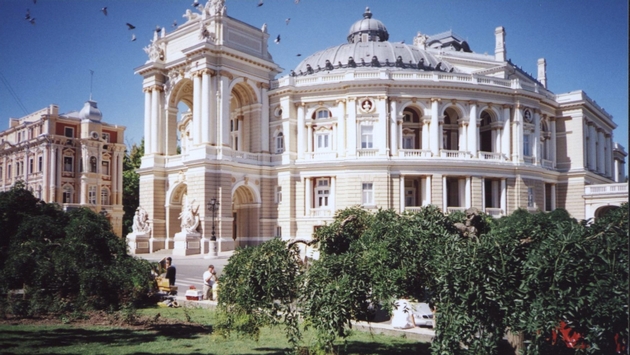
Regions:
[[203, 265, 217, 300]]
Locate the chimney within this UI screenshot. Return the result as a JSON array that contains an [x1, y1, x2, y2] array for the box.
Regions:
[[494, 26, 506, 62], [537, 58, 547, 88]]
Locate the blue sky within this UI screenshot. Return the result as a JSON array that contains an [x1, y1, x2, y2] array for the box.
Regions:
[[1, 0, 627, 164]]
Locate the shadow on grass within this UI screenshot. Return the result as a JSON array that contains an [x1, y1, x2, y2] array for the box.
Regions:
[[0, 324, 212, 351], [253, 340, 431, 355]]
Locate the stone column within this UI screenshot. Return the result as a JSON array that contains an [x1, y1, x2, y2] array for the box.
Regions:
[[588, 123, 597, 171], [297, 103, 305, 159], [597, 129, 605, 174], [49, 147, 56, 202], [332, 122, 337, 152], [201, 70, 211, 144], [193, 72, 202, 146], [550, 117, 556, 167], [330, 175, 336, 212], [143, 88, 152, 155], [377, 97, 387, 155], [502, 105, 511, 160], [500, 179, 507, 215], [337, 99, 346, 158], [421, 118, 430, 151], [305, 177, 311, 217], [260, 83, 270, 153], [390, 99, 398, 156], [550, 184, 556, 210], [606, 136, 613, 177], [533, 110, 541, 164], [151, 86, 162, 154], [458, 119, 467, 152], [512, 106, 523, 162], [209, 74, 217, 146], [442, 176, 447, 212], [468, 102, 478, 158], [399, 175, 405, 212], [425, 175, 432, 206], [464, 177, 471, 208], [430, 99, 440, 155], [219, 71, 232, 148], [306, 123, 313, 155], [347, 98, 357, 157]]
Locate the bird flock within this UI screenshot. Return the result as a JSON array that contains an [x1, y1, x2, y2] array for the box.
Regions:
[[22, 0, 305, 55]]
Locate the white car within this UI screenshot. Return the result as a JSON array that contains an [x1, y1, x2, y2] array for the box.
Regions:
[[411, 302, 434, 327]]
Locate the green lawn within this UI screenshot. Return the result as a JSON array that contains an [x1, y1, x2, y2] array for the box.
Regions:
[[0, 307, 431, 355]]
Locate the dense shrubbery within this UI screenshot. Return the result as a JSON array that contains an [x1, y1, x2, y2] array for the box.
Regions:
[[0, 184, 154, 317], [216, 204, 628, 355]]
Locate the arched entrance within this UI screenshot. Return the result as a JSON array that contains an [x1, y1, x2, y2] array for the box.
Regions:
[[166, 182, 187, 249], [232, 184, 260, 247], [594, 205, 619, 220]]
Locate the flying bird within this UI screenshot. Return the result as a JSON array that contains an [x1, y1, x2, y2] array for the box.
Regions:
[[294, 0, 300, 3], [192, 0, 200, 7], [296, 54, 301, 56], [172, 20, 178, 28], [274, 34, 280, 44], [257, 0, 263, 7], [155, 26, 162, 33], [126, 23, 135, 30], [131, 34, 136, 41], [285, 18, 290, 25], [25, 9, 31, 20], [29, 17, 36, 25], [101, 7, 107, 16]]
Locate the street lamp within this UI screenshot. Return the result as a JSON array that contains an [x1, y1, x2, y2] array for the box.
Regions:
[[207, 198, 219, 241]]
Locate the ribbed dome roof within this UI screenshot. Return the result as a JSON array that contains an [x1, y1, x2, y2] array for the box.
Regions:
[[79, 99, 102, 122], [292, 8, 455, 76], [347, 7, 388, 43]]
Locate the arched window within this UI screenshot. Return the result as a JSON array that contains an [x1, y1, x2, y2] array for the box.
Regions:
[[101, 188, 110, 205], [275, 132, 284, 153], [62, 185, 73, 204], [313, 109, 331, 120], [90, 156, 97, 173]]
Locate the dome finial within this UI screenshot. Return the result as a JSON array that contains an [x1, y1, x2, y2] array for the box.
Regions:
[[363, 7, 372, 19]]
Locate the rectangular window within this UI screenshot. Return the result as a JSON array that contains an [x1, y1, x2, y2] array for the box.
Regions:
[[64, 157, 73, 172], [64, 127, 74, 138], [38, 156, 43, 172], [29, 158, 33, 174], [523, 134, 531, 156], [276, 226, 282, 238], [403, 135, 414, 149], [63, 188, 72, 203], [102, 161, 110, 175], [527, 187, 534, 208], [276, 133, 284, 153], [89, 186, 97, 205], [315, 178, 330, 207], [276, 186, 282, 203], [361, 126, 373, 149], [316, 133, 330, 150], [0, 167, 3, 181], [7, 165, 11, 179], [362, 183, 374, 205]]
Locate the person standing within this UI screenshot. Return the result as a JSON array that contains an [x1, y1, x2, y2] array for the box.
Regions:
[[203, 264, 217, 300], [165, 257, 176, 286]]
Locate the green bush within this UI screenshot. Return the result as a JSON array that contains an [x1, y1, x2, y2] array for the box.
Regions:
[[0, 186, 154, 317]]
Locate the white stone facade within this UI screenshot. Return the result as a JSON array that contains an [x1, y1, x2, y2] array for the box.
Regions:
[[135, 3, 626, 254], [0, 102, 126, 236]]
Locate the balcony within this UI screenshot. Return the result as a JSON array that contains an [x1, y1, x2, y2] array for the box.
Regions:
[[584, 183, 628, 195], [358, 149, 378, 158], [485, 208, 504, 218], [542, 159, 554, 169], [399, 149, 432, 158], [309, 208, 332, 217], [440, 150, 469, 159], [306, 151, 337, 160], [446, 206, 466, 214], [479, 151, 505, 161]]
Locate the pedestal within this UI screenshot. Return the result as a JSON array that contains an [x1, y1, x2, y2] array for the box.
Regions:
[[126, 232, 150, 254], [172, 231, 202, 256], [204, 240, 219, 259]]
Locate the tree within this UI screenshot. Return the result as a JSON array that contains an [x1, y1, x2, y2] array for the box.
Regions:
[[0, 186, 153, 316], [122, 139, 144, 235]]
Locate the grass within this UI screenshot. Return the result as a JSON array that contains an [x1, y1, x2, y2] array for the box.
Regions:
[[0, 307, 431, 355]]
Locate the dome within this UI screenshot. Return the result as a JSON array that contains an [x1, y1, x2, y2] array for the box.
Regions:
[[347, 7, 388, 43], [292, 8, 456, 76], [79, 99, 102, 122]]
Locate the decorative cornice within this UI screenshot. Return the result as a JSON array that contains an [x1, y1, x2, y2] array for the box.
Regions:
[[218, 70, 234, 80]]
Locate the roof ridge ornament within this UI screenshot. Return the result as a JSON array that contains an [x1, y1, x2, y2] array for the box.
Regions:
[[363, 7, 372, 19]]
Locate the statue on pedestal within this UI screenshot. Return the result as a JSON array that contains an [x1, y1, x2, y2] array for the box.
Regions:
[[179, 195, 200, 233]]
